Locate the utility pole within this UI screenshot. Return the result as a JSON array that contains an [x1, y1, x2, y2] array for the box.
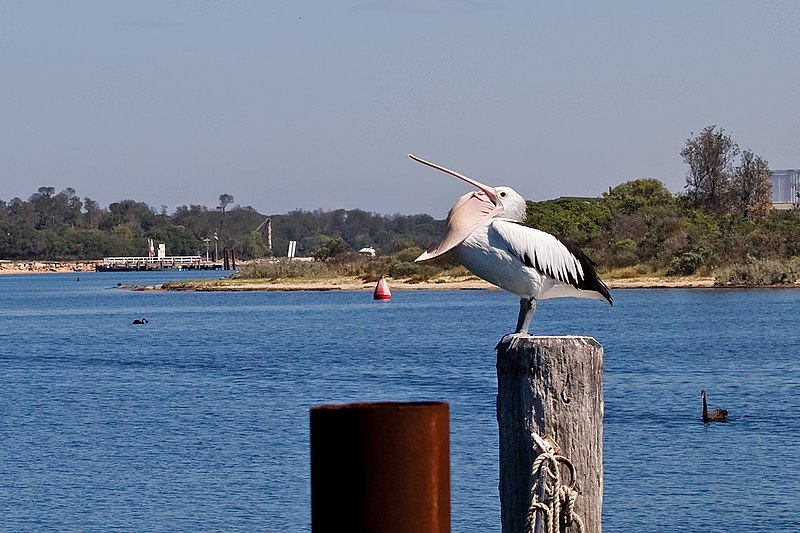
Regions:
[[255, 217, 273, 253], [213, 231, 219, 262]]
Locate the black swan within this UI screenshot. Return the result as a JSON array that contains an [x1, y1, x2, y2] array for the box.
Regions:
[[132, 318, 148, 325], [701, 389, 728, 422]]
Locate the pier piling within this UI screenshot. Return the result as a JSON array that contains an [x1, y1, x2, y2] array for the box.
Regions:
[[496, 336, 603, 533]]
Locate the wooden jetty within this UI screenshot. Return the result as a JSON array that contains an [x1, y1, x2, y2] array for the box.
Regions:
[[95, 256, 223, 272]]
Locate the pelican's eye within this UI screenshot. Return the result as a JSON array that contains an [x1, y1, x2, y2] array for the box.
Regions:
[[498, 191, 508, 199]]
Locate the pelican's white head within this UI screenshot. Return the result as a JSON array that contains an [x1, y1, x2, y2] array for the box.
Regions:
[[493, 186, 527, 223], [409, 154, 528, 261]]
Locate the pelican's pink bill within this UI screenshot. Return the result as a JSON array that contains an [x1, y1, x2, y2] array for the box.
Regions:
[[408, 154, 499, 204]]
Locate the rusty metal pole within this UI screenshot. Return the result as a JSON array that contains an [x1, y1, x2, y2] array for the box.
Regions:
[[310, 401, 450, 533]]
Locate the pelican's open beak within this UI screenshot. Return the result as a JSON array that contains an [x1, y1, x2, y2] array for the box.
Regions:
[[408, 154, 499, 204], [409, 154, 504, 262]]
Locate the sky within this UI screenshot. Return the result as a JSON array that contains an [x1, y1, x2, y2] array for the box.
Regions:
[[1, 1, 798, 218]]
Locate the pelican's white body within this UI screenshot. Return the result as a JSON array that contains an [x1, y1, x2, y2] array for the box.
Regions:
[[454, 220, 608, 302]]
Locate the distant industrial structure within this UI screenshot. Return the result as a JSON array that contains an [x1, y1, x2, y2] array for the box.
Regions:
[[771, 169, 799, 210]]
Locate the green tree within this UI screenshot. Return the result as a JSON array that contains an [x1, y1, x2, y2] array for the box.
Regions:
[[56, 188, 83, 229], [603, 178, 674, 214], [173, 204, 214, 238], [217, 193, 234, 234], [526, 198, 609, 246], [241, 230, 269, 259], [29, 186, 57, 229], [102, 200, 156, 233], [82, 197, 105, 229], [731, 150, 772, 218], [681, 125, 739, 213], [313, 235, 350, 261], [7, 197, 37, 228]]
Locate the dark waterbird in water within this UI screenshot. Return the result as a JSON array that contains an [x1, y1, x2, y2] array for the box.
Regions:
[[701, 389, 728, 422], [132, 318, 148, 325]]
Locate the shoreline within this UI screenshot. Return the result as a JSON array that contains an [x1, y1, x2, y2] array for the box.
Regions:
[[2, 259, 798, 290], [150, 275, 721, 291]]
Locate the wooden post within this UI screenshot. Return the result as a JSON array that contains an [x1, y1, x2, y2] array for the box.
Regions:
[[496, 336, 603, 533]]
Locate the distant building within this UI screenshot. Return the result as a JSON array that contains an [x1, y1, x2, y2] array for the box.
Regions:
[[770, 169, 799, 210]]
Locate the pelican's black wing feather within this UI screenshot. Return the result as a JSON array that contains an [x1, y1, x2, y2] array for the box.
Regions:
[[557, 237, 612, 305], [492, 220, 612, 304]]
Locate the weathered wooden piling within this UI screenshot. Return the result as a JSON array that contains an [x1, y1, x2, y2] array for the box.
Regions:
[[310, 401, 450, 533], [497, 336, 603, 533]]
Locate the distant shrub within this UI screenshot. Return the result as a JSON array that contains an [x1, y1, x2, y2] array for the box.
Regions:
[[611, 267, 640, 279], [324, 252, 370, 276], [358, 256, 395, 282], [666, 251, 705, 276], [609, 238, 639, 267], [389, 261, 422, 278], [714, 258, 800, 286], [313, 236, 350, 261], [406, 264, 441, 283], [438, 265, 473, 278], [697, 264, 713, 277], [600, 263, 658, 279], [236, 259, 330, 279], [393, 246, 424, 263]]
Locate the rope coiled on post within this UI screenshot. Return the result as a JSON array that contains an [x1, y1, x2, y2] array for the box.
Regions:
[[525, 435, 585, 533]]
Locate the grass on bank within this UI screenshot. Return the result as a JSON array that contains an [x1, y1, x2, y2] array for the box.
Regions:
[[714, 257, 800, 286], [231, 253, 476, 284], [608, 258, 800, 287]]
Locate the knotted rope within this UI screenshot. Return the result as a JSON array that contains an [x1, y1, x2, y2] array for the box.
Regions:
[[525, 434, 585, 533]]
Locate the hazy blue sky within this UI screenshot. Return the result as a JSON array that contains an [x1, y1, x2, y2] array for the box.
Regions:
[[2, 1, 798, 218]]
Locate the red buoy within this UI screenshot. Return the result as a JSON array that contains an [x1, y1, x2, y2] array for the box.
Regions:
[[373, 275, 391, 300]]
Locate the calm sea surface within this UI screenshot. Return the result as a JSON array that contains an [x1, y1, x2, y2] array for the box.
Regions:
[[1, 272, 799, 532]]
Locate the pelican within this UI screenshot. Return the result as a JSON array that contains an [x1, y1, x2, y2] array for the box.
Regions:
[[410, 154, 611, 334]]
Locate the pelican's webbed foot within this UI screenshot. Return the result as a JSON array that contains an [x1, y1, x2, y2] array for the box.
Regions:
[[497, 332, 534, 350]]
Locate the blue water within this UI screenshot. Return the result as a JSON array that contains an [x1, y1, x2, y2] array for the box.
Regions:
[[1, 273, 799, 532]]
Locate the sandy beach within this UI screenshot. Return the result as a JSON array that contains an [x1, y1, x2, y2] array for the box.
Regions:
[[0, 260, 97, 275]]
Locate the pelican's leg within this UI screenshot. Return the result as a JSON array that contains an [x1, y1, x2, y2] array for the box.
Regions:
[[515, 297, 537, 334]]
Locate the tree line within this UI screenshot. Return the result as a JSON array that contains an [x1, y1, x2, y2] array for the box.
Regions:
[[0, 188, 444, 261], [1, 125, 796, 281]]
